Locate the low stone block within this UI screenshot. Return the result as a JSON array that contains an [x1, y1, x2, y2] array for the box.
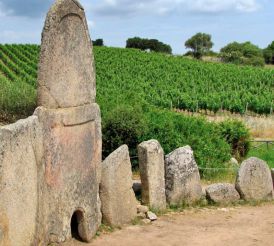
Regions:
[[165, 146, 202, 205], [100, 145, 137, 226], [236, 157, 273, 201], [138, 140, 166, 210], [206, 183, 240, 204]]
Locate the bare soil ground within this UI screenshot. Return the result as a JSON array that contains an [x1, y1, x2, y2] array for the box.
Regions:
[[64, 203, 274, 246]]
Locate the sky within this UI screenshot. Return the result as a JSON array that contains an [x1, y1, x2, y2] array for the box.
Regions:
[[0, 0, 273, 54]]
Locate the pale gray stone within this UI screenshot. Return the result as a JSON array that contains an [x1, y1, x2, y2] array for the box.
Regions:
[[236, 157, 273, 201], [0, 0, 102, 245], [138, 140, 166, 210], [146, 211, 158, 221], [100, 145, 137, 226], [206, 183, 240, 204], [0, 116, 42, 246], [38, 0, 96, 109], [165, 146, 202, 205], [35, 0, 102, 243]]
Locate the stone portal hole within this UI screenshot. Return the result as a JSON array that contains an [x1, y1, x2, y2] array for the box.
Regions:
[[71, 210, 84, 241]]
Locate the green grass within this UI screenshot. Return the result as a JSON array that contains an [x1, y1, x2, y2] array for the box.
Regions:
[[247, 143, 274, 168]]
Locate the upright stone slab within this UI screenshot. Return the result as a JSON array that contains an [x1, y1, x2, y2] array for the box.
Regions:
[[100, 145, 137, 226], [165, 146, 202, 205], [0, 117, 42, 246], [236, 157, 273, 201], [35, 0, 102, 244], [138, 140, 166, 210]]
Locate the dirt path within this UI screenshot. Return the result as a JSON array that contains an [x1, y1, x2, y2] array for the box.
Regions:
[[64, 203, 274, 246]]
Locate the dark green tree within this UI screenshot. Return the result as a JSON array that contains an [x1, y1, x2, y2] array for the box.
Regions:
[[92, 39, 104, 46], [263, 41, 274, 64], [126, 37, 172, 54], [185, 33, 214, 59]]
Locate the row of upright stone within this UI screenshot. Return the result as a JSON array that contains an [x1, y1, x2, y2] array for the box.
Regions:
[[137, 140, 273, 210], [138, 140, 203, 209]]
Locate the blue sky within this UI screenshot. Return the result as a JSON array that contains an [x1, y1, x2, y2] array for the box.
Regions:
[[0, 0, 273, 54]]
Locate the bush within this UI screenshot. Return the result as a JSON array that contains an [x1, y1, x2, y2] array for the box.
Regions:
[[102, 106, 232, 177], [219, 120, 251, 160], [220, 42, 264, 67], [102, 105, 147, 168], [143, 109, 231, 172]]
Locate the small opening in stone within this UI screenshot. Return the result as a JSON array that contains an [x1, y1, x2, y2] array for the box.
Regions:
[[71, 210, 84, 241]]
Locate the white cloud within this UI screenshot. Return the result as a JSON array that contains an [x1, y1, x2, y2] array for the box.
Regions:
[[94, 0, 261, 16]]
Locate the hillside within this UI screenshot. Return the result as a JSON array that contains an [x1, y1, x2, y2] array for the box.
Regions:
[[0, 44, 273, 174], [0, 45, 273, 122]]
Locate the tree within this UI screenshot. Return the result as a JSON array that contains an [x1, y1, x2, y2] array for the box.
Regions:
[[263, 41, 274, 64], [126, 37, 172, 54], [220, 41, 264, 67], [92, 39, 104, 46], [185, 33, 213, 59]]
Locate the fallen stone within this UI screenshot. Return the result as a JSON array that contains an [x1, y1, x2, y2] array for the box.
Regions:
[[137, 205, 149, 214], [142, 219, 151, 225], [165, 146, 203, 206], [146, 211, 158, 221], [236, 157, 273, 201], [230, 157, 239, 166], [138, 140, 166, 210], [100, 145, 137, 226], [206, 183, 240, 204], [137, 213, 146, 219]]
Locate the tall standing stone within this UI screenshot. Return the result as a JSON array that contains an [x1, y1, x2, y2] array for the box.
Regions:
[[165, 146, 202, 206], [35, 0, 102, 244], [236, 157, 273, 201], [100, 145, 137, 226], [138, 140, 166, 210]]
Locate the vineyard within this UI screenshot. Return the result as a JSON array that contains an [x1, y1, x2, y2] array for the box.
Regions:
[[0, 45, 273, 120], [0, 44, 273, 174]]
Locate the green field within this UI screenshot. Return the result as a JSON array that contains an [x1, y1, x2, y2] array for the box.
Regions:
[[0, 44, 273, 121], [0, 44, 273, 173], [247, 143, 274, 168]]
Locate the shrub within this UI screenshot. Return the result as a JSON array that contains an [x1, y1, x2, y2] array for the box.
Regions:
[[102, 105, 147, 168], [219, 120, 251, 160], [143, 109, 231, 172]]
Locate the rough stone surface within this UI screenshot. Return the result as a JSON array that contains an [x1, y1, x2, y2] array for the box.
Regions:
[[236, 157, 273, 201], [146, 211, 157, 221], [138, 140, 166, 210], [0, 117, 42, 246], [206, 183, 240, 204], [38, 0, 96, 109], [137, 205, 149, 214], [34, 0, 102, 244], [100, 145, 137, 226], [0, 0, 102, 245], [165, 146, 202, 205]]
